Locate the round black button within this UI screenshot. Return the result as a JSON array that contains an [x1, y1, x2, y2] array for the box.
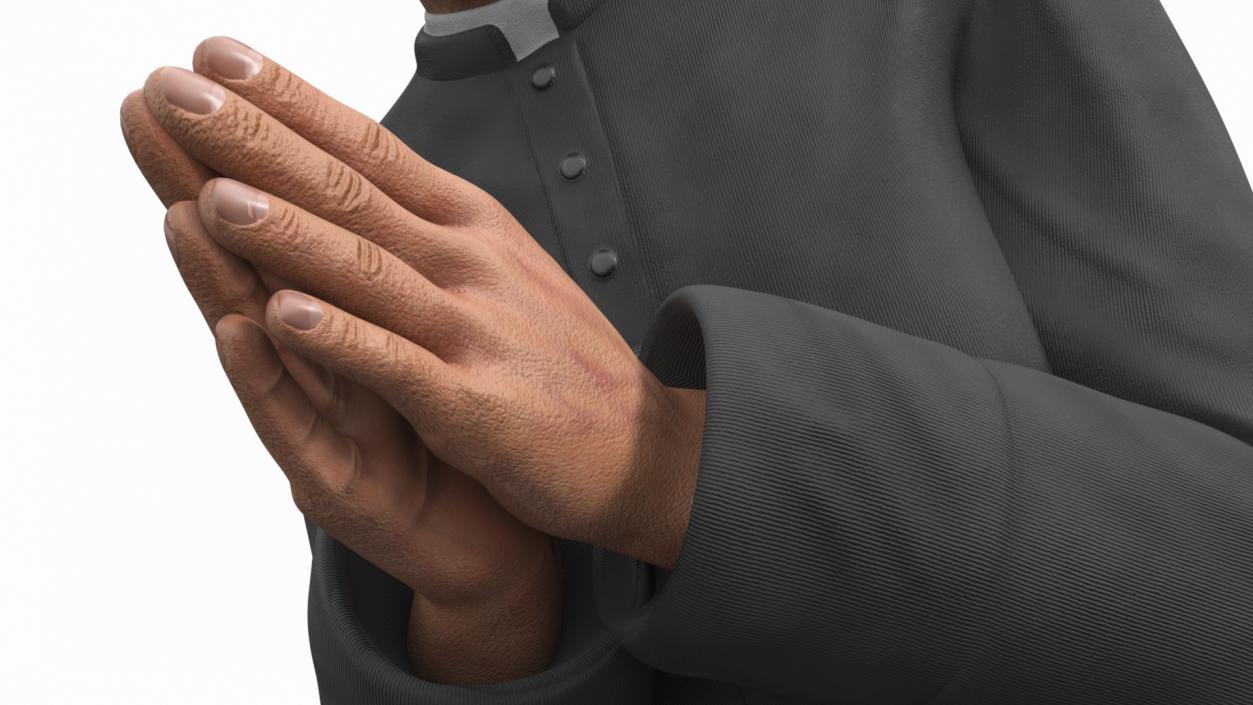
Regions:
[[560, 153, 587, 181], [531, 64, 557, 90], [588, 247, 618, 278]]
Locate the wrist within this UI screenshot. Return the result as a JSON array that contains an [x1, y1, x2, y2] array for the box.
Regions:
[[407, 535, 563, 684], [598, 382, 706, 570]]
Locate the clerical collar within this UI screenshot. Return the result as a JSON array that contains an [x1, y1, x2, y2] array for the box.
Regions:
[[414, 0, 608, 80]]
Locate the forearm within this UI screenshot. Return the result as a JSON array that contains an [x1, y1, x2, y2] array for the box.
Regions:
[[406, 538, 564, 685]]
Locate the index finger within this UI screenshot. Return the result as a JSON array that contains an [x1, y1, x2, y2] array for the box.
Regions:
[[121, 89, 215, 206]]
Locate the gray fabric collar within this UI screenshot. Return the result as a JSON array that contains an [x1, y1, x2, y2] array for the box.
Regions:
[[422, 0, 560, 61]]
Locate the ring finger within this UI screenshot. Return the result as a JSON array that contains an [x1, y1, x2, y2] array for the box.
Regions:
[[196, 177, 492, 361], [143, 66, 486, 289]]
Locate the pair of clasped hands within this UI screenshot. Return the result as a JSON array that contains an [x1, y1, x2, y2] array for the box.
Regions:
[[120, 36, 705, 683]]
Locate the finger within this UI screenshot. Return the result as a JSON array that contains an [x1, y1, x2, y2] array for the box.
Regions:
[[142, 67, 478, 284], [164, 200, 266, 327], [263, 290, 463, 453], [191, 36, 495, 226], [196, 178, 488, 359], [121, 90, 215, 207], [216, 315, 445, 604], [255, 268, 296, 295], [164, 201, 338, 414], [213, 314, 357, 507]]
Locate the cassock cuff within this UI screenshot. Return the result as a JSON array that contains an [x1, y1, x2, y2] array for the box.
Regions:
[[589, 283, 1006, 699], [306, 526, 653, 704], [592, 284, 768, 677]]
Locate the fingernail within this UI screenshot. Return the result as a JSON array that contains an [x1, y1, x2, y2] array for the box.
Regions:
[[275, 291, 324, 330], [202, 36, 262, 80], [159, 66, 225, 114], [163, 217, 178, 262], [212, 179, 269, 225]]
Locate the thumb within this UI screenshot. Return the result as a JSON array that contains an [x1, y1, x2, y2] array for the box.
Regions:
[[213, 313, 358, 507]]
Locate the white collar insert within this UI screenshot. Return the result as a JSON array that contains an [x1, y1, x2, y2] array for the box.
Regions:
[[422, 0, 560, 61]]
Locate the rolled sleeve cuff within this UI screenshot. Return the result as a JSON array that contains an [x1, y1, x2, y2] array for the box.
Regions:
[[306, 520, 653, 705]]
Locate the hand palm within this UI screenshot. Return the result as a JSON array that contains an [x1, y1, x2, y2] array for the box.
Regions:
[[128, 97, 555, 605]]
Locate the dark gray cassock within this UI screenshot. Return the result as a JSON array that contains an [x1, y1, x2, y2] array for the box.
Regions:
[[301, 1, 1253, 703]]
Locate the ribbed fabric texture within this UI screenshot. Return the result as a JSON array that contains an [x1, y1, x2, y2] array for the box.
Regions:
[[546, 0, 608, 32], [595, 285, 1253, 703], [307, 525, 653, 703], [303, 0, 1253, 702]]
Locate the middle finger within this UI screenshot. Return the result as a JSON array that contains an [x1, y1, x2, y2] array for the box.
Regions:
[[143, 66, 486, 289], [197, 177, 491, 361]]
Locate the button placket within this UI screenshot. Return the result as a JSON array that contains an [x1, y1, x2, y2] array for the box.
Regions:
[[513, 40, 653, 349], [588, 246, 618, 278], [559, 152, 587, 181], [530, 63, 557, 89]]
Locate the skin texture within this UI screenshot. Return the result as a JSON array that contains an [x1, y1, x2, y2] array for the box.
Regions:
[[145, 139, 565, 684], [120, 36, 706, 683]]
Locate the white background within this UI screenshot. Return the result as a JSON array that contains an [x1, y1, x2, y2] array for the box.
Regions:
[[0, 1, 1249, 703]]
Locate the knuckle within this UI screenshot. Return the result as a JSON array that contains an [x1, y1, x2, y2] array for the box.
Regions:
[[220, 99, 269, 144], [286, 417, 358, 510], [383, 330, 408, 368], [167, 199, 199, 225], [437, 236, 507, 293], [327, 372, 352, 420], [337, 440, 367, 499], [289, 480, 322, 517], [271, 67, 315, 111], [287, 458, 332, 514], [271, 66, 297, 99], [271, 205, 312, 253], [353, 238, 387, 283], [289, 480, 338, 522], [331, 315, 369, 350], [459, 232, 505, 270], [221, 265, 264, 313], [257, 356, 290, 400], [322, 159, 371, 215], [356, 120, 401, 166], [297, 407, 327, 445], [289, 483, 314, 516]]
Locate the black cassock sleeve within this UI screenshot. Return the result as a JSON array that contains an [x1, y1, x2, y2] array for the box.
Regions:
[[301, 516, 656, 704], [593, 1, 1253, 703], [301, 1, 1253, 702], [595, 285, 1253, 704]]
